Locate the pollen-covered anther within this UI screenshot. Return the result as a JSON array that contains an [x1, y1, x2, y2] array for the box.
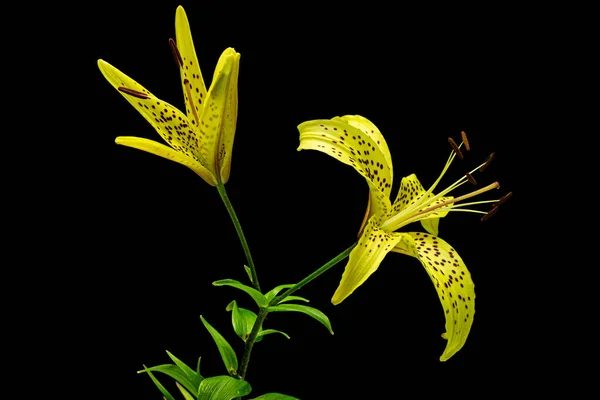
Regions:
[[480, 206, 500, 222], [465, 172, 477, 185], [118, 87, 150, 99], [494, 191, 513, 208], [168, 38, 183, 67], [461, 130, 470, 151], [448, 137, 463, 160], [480, 152, 495, 172]]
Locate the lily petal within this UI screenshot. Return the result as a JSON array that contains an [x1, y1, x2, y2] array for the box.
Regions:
[[115, 137, 215, 184], [332, 216, 403, 305], [335, 115, 393, 183], [391, 173, 452, 235], [175, 6, 207, 121], [393, 232, 475, 361], [196, 49, 237, 184], [298, 118, 393, 220], [216, 50, 240, 184], [98, 60, 211, 175]]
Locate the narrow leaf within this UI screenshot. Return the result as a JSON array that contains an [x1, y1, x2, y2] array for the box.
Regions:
[[227, 300, 258, 341], [265, 284, 295, 302], [200, 316, 239, 375], [142, 366, 176, 400], [213, 279, 268, 307], [244, 265, 253, 284], [257, 329, 290, 340], [197, 375, 252, 400], [278, 296, 309, 304], [267, 304, 334, 335], [167, 351, 203, 390], [140, 364, 195, 395], [176, 382, 196, 400], [250, 394, 299, 400]]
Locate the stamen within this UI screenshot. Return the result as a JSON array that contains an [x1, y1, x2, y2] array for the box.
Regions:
[[382, 182, 500, 231], [169, 38, 183, 68], [461, 130, 470, 151], [183, 78, 201, 125], [480, 152, 495, 172], [118, 87, 149, 99], [494, 191, 513, 207], [448, 137, 464, 160], [465, 172, 477, 185], [481, 206, 499, 222]]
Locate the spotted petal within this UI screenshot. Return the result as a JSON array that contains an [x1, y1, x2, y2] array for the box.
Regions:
[[391, 174, 453, 235], [215, 49, 240, 184], [197, 49, 239, 184], [175, 6, 207, 122], [393, 232, 475, 361], [335, 115, 393, 183], [98, 60, 216, 184], [331, 216, 403, 305], [115, 137, 214, 182], [298, 118, 393, 221]]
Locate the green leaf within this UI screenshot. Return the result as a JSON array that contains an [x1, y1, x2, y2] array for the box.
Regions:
[[250, 394, 299, 400], [278, 295, 309, 304], [167, 351, 203, 390], [176, 382, 196, 400], [140, 364, 196, 395], [200, 316, 239, 375], [227, 300, 258, 342], [267, 304, 334, 335], [257, 329, 290, 340], [265, 284, 295, 302], [141, 366, 176, 400], [197, 375, 252, 400], [244, 265, 253, 284], [213, 279, 268, 308]]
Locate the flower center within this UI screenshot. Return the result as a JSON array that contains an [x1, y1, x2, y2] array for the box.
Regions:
[[380, 131, 511, 232]]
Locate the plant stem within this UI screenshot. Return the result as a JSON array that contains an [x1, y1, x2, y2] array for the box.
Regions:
[[238, 308, 269, 379], [217, 184, 260, 292], [270, 242, 356, 306]]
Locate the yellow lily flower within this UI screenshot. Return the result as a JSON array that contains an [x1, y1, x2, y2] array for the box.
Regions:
[[298, 115, 511, 361], [98, 6, 240, 186]]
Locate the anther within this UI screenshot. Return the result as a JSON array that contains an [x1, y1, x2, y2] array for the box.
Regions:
[[480, 206, 499, 222], [118, 87, 149, 99], [461, 131, 470, 151], [494, 191, 513, 208], [448, 137, 464, 160], [465, 172, 477, 185], [479, 152, 495, 172], [169, 38, 183, 67]]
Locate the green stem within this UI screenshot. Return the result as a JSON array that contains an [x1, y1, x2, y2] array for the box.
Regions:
[[217, 184, 260, 292], [238, 308, 269, 380], [270, 242, 357, 306], [236, 242, 356, 388]]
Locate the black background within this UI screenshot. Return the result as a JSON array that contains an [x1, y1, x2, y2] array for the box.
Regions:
[[44, 0, 573, 398]]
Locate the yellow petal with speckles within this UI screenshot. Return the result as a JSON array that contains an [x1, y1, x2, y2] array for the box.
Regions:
[[115, 137, 216, 184], [331, 216, 403, 305], [98, 60, 214, 182], [298, 118, 393, 221], [175, 6, 207, 122], [335, 115, 393, 182], [391, 173, 452, 235], [392, 232, 475, 361], [197, 49, 239, 184], [217, 50, 240, 184]]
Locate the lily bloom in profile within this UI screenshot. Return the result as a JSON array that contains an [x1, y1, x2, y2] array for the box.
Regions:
[[298, 115, 511, 361], [98, 6, 240, 186]]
